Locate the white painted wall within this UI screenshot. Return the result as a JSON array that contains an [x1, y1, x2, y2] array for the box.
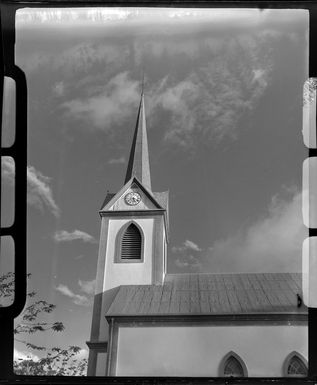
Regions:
[[163, 232, 166, 279], [116, 325, 308, 377], [96, 217, 154, 340], [104, 217, 154, 290], [96, 352, 107, 376]]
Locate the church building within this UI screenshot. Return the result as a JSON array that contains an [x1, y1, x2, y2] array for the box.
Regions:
[[87, 93, 308, 377]]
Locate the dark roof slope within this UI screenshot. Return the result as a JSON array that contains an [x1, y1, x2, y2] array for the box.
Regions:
[[124, 93, 152, 191], [106, 273, 306, 317], [153, 191, 169, 210], [100, 193, 115, 210]]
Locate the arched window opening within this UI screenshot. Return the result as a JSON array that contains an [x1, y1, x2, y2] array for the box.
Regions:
[[224, 356, 244, 377], [121, 223, 142, 260], [219, 352, 248, 377], [285, 354, 308, 377]]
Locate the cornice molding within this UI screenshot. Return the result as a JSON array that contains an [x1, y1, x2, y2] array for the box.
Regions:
[[100, 209, 165, 217], [86, 341, 108, 351], [106, 313, 308, 326]]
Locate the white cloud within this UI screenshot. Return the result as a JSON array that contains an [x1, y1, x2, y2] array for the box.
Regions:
[[205, 187, 306, 273], [175, 255, 202, 270], [172, 188, 305, 273], [146, 33, 275, 149], [75, 348, 89, 360], [18, 41, 128, 75], [150, 77, 199, 148], [1, 157, 60, 217], [55, 278, 96, 306], [52, 81, 65, 97], [62, 72, 140, 130], [53, 43, 127, 74], [55, 284, 90, 306], [54, 230, 96, 243], [78, 279, 96, 295], [172, 239, 202, 270], [252, 68, 268, 88], [108, 156, 125, 164], [133, 39, 201, 65], [27, 166, 60, 217], [17, 11, 303, 150], [172, 239, 202, 253], [184, 240, 202, 252], [14, 348, 39, 362]]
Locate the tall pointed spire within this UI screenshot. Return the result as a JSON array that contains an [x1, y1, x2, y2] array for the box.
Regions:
[[124, 91, 152, 191]]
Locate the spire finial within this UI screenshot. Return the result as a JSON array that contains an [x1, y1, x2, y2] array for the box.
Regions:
[[141, 70, 145, 96]]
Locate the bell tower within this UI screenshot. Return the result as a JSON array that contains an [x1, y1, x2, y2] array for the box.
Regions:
[[87, 92, 169, 376]]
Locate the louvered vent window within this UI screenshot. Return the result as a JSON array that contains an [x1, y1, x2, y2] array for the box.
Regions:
[[121, 224, 142, 260]]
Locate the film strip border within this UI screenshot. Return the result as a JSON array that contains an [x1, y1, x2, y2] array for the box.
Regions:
[[0, 74, 27, 316], [0, 10, 27, 318], [0, 2, 317, 383], [0, 4, 27, 377], [302, 77, 317, 302], [302, 77, 317, 378]]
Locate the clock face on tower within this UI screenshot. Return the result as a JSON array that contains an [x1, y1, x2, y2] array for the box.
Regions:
[[124, 192, 141, 206]]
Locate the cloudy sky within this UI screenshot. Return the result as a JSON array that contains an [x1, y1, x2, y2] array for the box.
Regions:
[[1, 7, 308, 365]]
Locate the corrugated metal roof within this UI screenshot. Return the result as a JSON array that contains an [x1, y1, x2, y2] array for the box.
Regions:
[[106, 273, 306, 316]]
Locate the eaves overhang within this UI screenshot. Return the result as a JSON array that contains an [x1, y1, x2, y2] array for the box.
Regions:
[[105, 313, 308, 325]]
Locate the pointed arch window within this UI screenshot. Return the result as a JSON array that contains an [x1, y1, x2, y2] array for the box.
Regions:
[[116, 222, 144, 263], [121, 223, 141, 260], [283, 352, 308, 377], [219, 352, 248, 377]]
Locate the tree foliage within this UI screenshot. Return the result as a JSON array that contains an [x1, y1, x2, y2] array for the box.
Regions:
[[14, 346, 87, 376], [0, 272, 87, 376]]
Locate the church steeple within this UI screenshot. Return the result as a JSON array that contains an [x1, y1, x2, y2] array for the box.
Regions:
[[88, 79, 169, 377], [124, 92, 152, 191]]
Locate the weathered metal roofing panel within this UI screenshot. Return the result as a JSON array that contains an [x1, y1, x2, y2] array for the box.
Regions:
[[106, 273, 306, 317]]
